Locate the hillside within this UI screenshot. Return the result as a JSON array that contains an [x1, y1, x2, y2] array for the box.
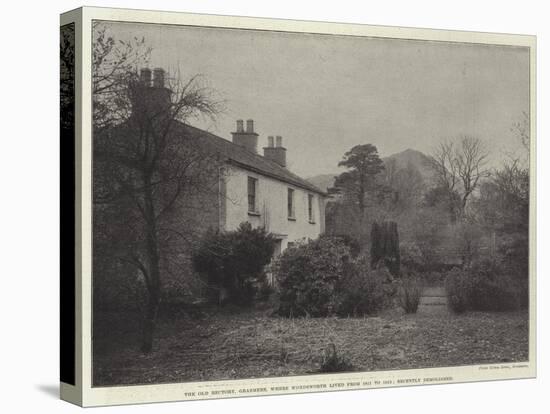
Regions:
[[383, 148, 434, 185], [306, 149, 435, 191], [306, 173, 339, 193]]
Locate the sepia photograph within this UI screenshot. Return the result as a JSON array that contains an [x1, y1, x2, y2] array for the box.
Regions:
[[86, 18, 531, 389]]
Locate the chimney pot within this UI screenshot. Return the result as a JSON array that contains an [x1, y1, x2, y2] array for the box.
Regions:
[[232, 119, 258, 153], [140, 68, 152, 86], [236, 120, 244, 133], [263, 136, 286, 167], [152, 68, 165, 88]]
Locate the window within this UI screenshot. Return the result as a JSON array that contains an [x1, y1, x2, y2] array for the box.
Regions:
[[248, 177, 257, 212], [287, 188, 295, 219], [308, 194, 315, 223]]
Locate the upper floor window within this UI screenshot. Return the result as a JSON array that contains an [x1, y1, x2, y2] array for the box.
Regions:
[[287, 188, 295, 219], [248, 177, 258, 213], [308, 194, 315, 223]]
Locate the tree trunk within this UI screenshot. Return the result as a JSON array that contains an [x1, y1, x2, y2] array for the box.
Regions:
[[358, 192, 365, 228], [141, 174, 161, 354], [141, 285, 159, 353]]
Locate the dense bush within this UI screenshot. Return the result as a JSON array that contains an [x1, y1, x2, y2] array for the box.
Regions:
[[444, 267, 470, 314], [398, 271, 423, 314], [500, 236, 529, 308], [467, 260, 519, 311], [276, 237, 350, 317], [400, 242, 424, 272], [336, 259, 393, 317], [192, 222, 276, 306], [276, 237, 393, 317], [421, 271, 444, 286], [322, 233, 362, 258], [444, 260, 520, 313]]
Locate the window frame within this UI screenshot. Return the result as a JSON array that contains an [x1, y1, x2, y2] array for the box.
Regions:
[[247, 176, 258, 214], [287, 187, 295, 220], [308, 193, 315, 224]]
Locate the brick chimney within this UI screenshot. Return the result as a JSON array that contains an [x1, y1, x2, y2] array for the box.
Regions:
[[132, 67, 171, 119], [152, 68, 165, 88], [140, 68, 152, 86], [263, 135, 286, 167], [231, 119, 258, 153]]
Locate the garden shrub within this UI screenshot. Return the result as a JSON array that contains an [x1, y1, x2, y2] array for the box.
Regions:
[[467, 259, 519, 311], [398, 270, 423, 314], [445, 267, 470, 314], [500, 236, 529, 308], [192, 222, 276, 306], [276, 237, 350, 317], [276, 237, 393, 317], [422, 271, 444, 286], [319, 343, 354, 373], [445, 260, 520, 313], [322, 233, 362, 258], [336, 259, 393, 317], [400, 242, 424, 272], [400, 242, 453, 274]]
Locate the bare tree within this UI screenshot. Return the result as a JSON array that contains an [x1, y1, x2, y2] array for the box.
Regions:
[[428, 140, 460, 221], [429, 136, 489, 220], [454, 136, 490, 214], [92, 24, 224, 353], [94, 72, 224, 353], [92, 22, 152, 131], [511, 110, 530, 154]]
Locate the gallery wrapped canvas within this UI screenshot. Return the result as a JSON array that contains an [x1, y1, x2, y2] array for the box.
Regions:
[[60, 6, 536, 407]]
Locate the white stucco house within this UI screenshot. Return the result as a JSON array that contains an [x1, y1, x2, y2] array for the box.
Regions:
[[225, 120, 326, 254], [134, 67, 327, 261], [183, 118, 327, 256]]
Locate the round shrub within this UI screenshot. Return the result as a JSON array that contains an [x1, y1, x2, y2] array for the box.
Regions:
[[336, 259, 393, 317], [444, 260, 520, 314], [276, 237, 393, 317], [192, 222, 276, 306], [276, 237, 350, 317]]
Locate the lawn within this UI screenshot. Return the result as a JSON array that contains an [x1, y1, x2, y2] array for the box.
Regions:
[[93, 305, 529, 386]]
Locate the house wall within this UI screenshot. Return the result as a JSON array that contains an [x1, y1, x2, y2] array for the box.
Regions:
[[223, 166, 325, 251]]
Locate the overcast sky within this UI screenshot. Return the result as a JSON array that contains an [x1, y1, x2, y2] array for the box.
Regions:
[[99, 21, 530, 178]]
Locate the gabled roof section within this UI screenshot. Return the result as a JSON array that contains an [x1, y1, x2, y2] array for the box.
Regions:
[[175, 122, 327, 196]]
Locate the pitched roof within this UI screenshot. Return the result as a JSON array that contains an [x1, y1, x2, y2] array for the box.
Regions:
[[176, 122, 327, 196]]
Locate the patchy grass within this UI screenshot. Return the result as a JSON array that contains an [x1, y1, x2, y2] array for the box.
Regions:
[[93, 307, 529, 386]]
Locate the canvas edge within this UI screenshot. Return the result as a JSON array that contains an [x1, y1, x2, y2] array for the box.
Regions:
[[61, 6, 537, 407], [60, 6, 84, 408]]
